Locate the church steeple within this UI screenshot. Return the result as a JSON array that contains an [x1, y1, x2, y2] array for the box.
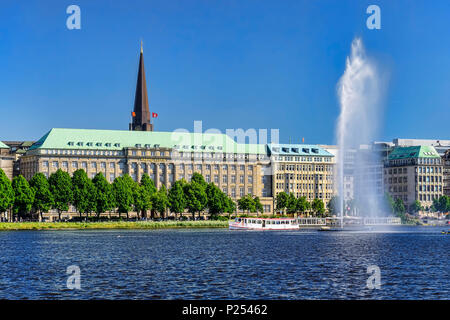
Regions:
[[130, 41, 153, 131]]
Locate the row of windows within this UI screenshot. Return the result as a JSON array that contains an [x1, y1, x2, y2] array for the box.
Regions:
[[275, 183, 333, 191], [273, 156, 332, 162], [277, 164, 332, 172], [43, 161, 125, 170], [276, 173, 333, 181], [179, 164, 253, 171]]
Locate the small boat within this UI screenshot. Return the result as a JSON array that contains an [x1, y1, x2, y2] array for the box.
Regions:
[[228, 217, 299, 230]]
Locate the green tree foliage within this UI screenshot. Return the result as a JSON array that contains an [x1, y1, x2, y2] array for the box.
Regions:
[[410, 200, 423, 214], [206, 183, 227, 218], [311, 199, 325, 217], [153, 184, 170, 218], [29, 173, 54, 221], [253, 196, 264, 216], [72, 169, 96, 220], [92, 172, 114, 218], [276, 192, 288, 213], [0, 169, 14, 218], [183, 180, 208, 219], [285, 193, 298, 215], [237, 194, 256, 213], [12, 175, 35, 219], [295, 196, 310, 216], [224, 196, 236, 218], [191, 172, 207, 189], [131, 174, 154, 219], [384, 193, 395, 215], [327, 196, 340, 215], [433, 195, 450, 213], [49, 169, 73, 221], [112, 174, 135, 219], [168, 180, 186, 219]]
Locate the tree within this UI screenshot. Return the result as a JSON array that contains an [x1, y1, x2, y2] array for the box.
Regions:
[[112, 175, 134, 219], [72, 169, 96, 220], [137, 174, 156, 219], [191, 172, 207, 189], [328, 196, 340, 216], [295, 196, 310, 217], [311, 199, 325, 217], [49, 169, 73, 221], [285, 193, 297, 215], [237, 194, 256, 214], [275, 192, 288, 214], [410, 200, 423, 215], [206, 183, 227, 219], [224, 197, 236, 219], [153, 185, 170, 218], [29, 173, 54, 222], [436, 195, 450, 213], [12, 175, 35, 220], [384, 192, 395, 215], [0, 169, 14, 221], [168, 180, 186, 219], [253, 196, 264, 216], [92, 172, 114, 219], [183, 180, 208, 219]]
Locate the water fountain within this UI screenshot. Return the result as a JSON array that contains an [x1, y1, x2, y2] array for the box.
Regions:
[[335, 38, 400, 227]]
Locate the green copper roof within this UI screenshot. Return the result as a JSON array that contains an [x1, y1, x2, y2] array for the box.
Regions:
[[268, 144, 333, 157], [29, 128, 267, 155], [388, 146, 440, 160], [0, 141, 9, 149]]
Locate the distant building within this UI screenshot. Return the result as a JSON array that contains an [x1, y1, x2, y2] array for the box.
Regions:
[[393, 138, 450, 156], [270, 144, 335, 206], [384, 146, 444, 209], [0, 141, 13, 180], [443, 149, 450, 197], [3, 141, 35, 177]]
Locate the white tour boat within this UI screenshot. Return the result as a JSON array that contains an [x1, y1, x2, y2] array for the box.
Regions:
[[228, 217, 299, 230]]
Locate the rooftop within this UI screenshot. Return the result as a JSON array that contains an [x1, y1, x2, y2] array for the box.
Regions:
[[387, 145, 440, 160], [28, 128, 267, 155], [0, 141, 9, 149]]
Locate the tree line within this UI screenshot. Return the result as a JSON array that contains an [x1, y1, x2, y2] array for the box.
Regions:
[[0, 168, 249, 221], [274, 192, 327, 217]]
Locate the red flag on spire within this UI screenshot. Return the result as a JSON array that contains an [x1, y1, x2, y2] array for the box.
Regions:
[[152, 112, 158, 118]]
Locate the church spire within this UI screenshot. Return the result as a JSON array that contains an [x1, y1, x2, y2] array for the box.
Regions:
[[130, 41, 153, 131]]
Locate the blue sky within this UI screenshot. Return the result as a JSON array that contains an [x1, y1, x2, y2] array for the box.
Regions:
[[0, 0, 449, 144]]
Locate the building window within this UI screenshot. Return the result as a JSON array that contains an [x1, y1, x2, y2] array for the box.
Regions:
[[92, 163, 97, 169], [109, 173, 115, 182], [240, 187, 244, 197], [248, 187, 253, 195], [109, 163, 115, 169], [223, 176, 228, 183], [240, 176, 244, 183], [206, 175, 211, 183], [52, 161, 58, 168], [214, 175, 219, 183], [101, 162, 106, 169]]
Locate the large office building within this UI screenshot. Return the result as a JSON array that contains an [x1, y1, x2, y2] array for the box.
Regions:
[[384, 146, 444, 209], [18, 46, 336, 215]]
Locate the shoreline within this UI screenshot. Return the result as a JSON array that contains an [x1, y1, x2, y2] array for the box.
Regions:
[[0, 220, 229, 231]]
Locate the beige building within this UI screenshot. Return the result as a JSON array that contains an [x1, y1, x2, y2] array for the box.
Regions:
[[270, 144, 335, 205], [384, 146, 444, 209], [0, 141, 13, 180], [19, 129, 336, 215]]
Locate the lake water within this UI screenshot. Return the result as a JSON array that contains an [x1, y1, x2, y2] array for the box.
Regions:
[[0, 226, 448, 299]]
